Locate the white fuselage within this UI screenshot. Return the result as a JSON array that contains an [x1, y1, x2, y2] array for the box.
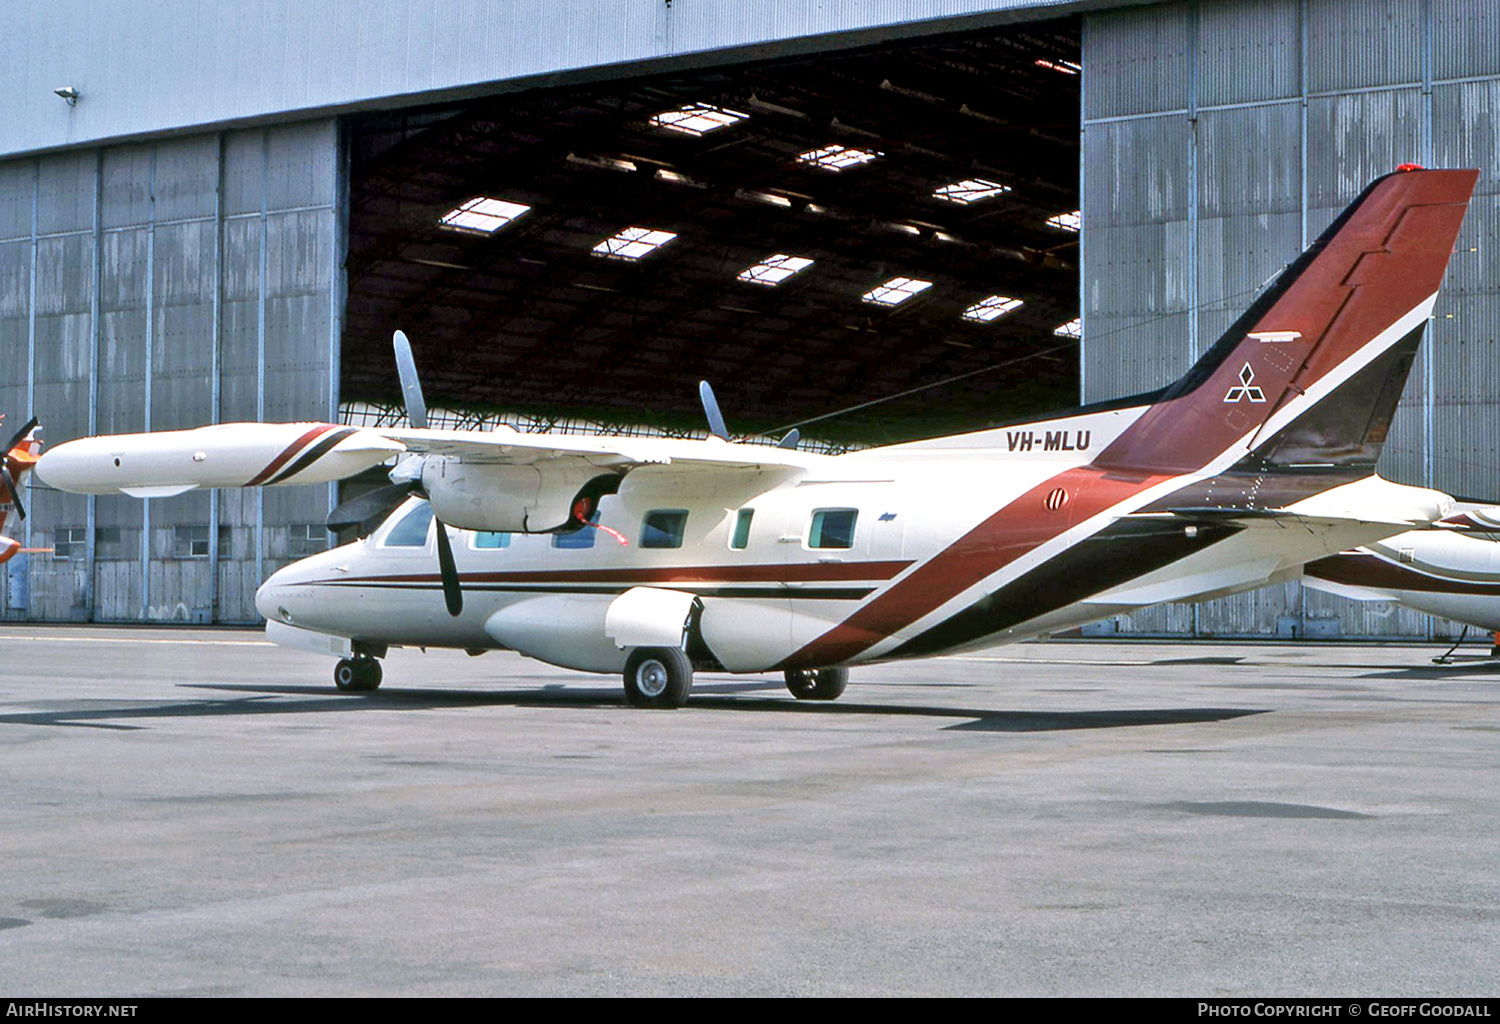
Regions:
[[257, 423, 1449, 675]]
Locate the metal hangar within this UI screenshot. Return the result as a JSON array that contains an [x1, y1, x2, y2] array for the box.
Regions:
[[1, 0, 1497, 638]]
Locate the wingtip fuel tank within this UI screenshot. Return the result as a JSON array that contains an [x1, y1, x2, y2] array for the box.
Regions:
[[35, 422, 406, 495]]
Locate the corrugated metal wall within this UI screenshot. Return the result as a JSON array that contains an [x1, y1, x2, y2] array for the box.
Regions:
[[1082, 0, 1500, 638], [0, 120, 340, 622], [2, 0, 1084, 160]]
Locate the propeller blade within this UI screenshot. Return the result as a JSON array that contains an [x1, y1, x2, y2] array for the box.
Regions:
[[1, 416, 39, 521], [433, 516, 463, 617], [698, 381, 729, 441], [326, 481, 418, 534], [776, 428, 800, 450], [393, 330, 428, 430], [2, 416, 39, 457], [0, 469, 23, 521]]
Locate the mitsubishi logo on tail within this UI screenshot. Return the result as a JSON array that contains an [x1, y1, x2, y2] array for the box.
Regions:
[[1224, 362, 1266, 403]]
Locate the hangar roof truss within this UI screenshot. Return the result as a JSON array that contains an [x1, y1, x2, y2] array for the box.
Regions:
[[344, 19, 1081, 441]]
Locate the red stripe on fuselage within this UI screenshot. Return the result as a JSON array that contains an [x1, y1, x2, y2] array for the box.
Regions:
[[244, 425, 335, 486], [1306, 551, 1500, 595], [782, 465, 1170, 667]]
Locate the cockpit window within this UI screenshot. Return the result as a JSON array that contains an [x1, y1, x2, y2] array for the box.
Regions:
[[382, 503, 433, 547], [472, 531, 511, 549]]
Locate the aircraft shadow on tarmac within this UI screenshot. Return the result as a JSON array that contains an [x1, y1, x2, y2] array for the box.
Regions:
[[0, 678, 1269, 733]]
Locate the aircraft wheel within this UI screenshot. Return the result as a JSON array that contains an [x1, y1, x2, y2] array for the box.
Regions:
[[784, 667, 848, 701], [334, 657, 382, 692], [623, 647, 692, 709]]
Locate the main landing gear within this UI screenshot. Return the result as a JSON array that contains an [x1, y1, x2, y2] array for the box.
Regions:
[[623, 647, 693, 709], [620, 650, 851, 708], [334, 655, 383, 692], [783, 667, 849, 701]]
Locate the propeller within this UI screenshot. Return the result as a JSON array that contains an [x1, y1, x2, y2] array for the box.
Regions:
[[432, 515, 462, 617], [326, 481, 420, 535], [393, 330, 428, 430], [698, 380, 799, 450], [1, 417, 40, 521], [326, 333, 463, 616], [698, 381, 729, 441]]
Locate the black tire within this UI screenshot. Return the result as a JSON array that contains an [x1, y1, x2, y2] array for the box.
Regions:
[[357, 659, 383, 691], [623, 647, 693, 709], [334, 657, 382, 693], [784, 667, 848, 701], [334, 659, 360, 691]]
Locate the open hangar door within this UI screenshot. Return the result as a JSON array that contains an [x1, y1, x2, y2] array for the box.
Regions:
[[339, 19, 1084, 447]]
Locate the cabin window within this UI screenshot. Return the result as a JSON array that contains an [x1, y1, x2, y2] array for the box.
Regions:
[[641, 509, 688, 549], [472, 531, 511, 549], [553, 509, 600, 549], [383, 503, 434, 547], [808, 508, 858, 549], [731, 509, 754, 549]]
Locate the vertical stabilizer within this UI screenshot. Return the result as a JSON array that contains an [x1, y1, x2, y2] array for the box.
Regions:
[[1094, 168, 1478, 476]]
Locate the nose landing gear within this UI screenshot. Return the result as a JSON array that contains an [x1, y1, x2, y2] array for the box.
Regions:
[[334, 655, 383, 692]]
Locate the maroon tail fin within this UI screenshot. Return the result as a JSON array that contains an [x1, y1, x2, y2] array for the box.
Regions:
[[1093, 168, 1478, 476]]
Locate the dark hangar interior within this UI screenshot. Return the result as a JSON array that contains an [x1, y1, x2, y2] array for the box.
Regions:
[[343, 18, 1082, 445]]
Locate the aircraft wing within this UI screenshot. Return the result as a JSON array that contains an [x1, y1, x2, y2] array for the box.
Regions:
[[383, 427, 814, 471], [36, 421, 817, 497]]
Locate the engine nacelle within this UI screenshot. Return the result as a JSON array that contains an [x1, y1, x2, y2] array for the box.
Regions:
[[422, 457, 622, 533]]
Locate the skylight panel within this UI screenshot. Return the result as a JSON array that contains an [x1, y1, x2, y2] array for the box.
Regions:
[[1047, 210, 1082, 232], [651, 103, 750, 136], [438, 197, 531, 235], [962, 295, 1024, 323], [863, 277, 932, 307], [592, 227, 678, 261], [737, 254, 814, 287], [797, 145, 880, 171], [933, 178, 1011, 205], [1054, 317, 1082, 339]]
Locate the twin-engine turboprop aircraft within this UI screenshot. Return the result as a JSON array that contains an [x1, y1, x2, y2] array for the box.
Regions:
[[36, 168, 1479, 707]]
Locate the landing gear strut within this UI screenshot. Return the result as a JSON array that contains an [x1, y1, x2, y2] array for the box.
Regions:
[[334, 656, 383, 692], [623, 647, 693, 709], [784, 667, 848, 701]]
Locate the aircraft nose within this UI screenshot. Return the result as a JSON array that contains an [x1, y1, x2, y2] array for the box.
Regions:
[[255, 562, 321, 626]]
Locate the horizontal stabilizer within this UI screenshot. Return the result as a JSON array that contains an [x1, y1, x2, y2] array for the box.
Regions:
[[1083, 556, 1282, 606], [1123, 508, 1423, 530]]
